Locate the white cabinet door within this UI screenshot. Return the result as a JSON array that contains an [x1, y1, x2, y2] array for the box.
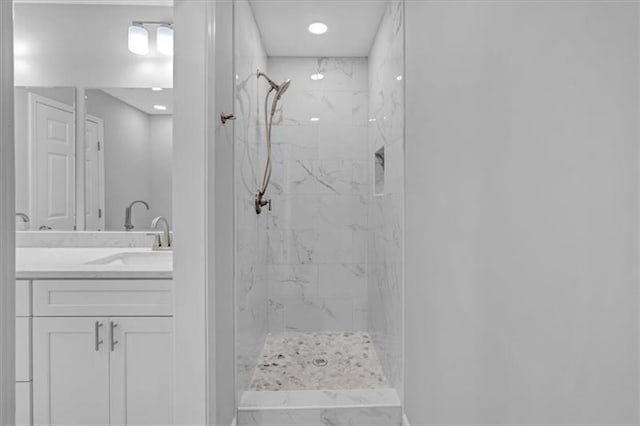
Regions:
[[33, 317, 110, 426], [109, 317, 173, 426]]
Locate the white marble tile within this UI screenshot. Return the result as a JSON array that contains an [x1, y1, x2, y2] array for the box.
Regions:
[[235, 0, 269, 398], [238, 405, 402, 426], [289, 160, 321, 195], [367, 0, 405, 397], [315, 160, 354, 195], [314, 229, 353, 264], [240, 388, 401, 408], [352, 91, 369, 126], [282, 229, 318, 265], [317, 195, 367, 229], [318, 264, 367, 308], [15, 231, 157, 248], [264, 57, 374, 346], [318, 125, 368, 161]]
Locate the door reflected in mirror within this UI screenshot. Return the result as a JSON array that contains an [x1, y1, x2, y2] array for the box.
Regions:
[[14, 87, 173, 232], [86, 88, 173, 231], [15, 87, 76, 231]]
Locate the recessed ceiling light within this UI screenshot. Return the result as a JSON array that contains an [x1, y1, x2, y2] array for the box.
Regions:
[[310, 73, 324, 81], [151, 87, 163, 91], [154, 105, 167, 111], [368, 118, 377, 122], [396, 75, 403, 81], [310, 117, 320, 122], [308, 22, 328, 35]]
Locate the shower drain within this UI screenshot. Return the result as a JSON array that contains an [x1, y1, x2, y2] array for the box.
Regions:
[[312, 357, 328, 367]]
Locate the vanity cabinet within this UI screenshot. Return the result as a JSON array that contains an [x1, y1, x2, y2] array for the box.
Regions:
[[33, 317, 173, 426], [29, 279, 174, 426]]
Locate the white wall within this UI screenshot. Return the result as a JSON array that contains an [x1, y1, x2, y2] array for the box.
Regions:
[[405, 1, 639, 424], [0, 1, 15, 423], [173, 0, 211, 423], [149, 115, 173, 224], [212, 1, 235, 423], [87, 90, 153, 230], [14, 3, 172, 88]]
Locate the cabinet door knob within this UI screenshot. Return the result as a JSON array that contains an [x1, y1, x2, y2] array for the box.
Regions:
[[110, 322, 119, 352], [94, 321, 104, 351]]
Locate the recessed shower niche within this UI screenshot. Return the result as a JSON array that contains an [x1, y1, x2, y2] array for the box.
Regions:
[[233, 0, 405, 424]]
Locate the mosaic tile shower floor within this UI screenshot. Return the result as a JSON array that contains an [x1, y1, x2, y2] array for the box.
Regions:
[[249, 331, 389, 391]]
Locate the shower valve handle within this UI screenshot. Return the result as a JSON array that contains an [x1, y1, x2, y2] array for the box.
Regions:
[[220, 113, 236, 124], [255, 192, 272, 214]]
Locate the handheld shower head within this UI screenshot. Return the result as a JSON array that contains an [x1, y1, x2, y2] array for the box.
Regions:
[[276, 79, 291, 99], [258, 71, 290, 99]]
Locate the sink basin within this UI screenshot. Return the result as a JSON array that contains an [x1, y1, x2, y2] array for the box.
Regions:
[[86, 251, 173, 267]]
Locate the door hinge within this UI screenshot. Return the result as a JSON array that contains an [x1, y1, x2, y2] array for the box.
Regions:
[[97, 141, 102, 151], [98, 208, 102, 219]]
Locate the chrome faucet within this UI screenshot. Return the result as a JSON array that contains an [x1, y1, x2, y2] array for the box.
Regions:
[[149, 216, 172, 250], [15, 213, 30, 223], [124, 200, 149, 231]]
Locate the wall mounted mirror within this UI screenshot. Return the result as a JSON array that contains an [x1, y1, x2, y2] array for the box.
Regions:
[[14, 87, 173, 231], [13, 1, 174, 232]]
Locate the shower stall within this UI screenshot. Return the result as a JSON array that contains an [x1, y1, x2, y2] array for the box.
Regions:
[[233, 0, 405, 423]]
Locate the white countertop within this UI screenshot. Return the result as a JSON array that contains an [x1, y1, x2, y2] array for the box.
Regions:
[[16, 248, 173, 279]]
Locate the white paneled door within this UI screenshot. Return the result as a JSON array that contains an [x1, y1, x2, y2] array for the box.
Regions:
[[85, 115, 105, 231], [30, 94, 76, 231]]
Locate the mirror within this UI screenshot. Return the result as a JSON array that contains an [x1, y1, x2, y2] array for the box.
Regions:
[[14, 87, 173, 232], [85, 88, 173, 231], [13, 1, 174, 232]]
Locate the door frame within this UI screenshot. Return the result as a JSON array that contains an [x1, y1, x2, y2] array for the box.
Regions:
[[2, 1, 222, 425], [27, 92, 76, 230], [0, 1, 14, 424]]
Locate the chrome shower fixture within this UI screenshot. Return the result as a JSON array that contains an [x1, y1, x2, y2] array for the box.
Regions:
[[258, 71, 291, 98], [255, 70, 291, 214]]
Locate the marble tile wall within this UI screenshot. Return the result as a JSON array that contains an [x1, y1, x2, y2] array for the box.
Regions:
[[234, 0, 269, 397], [368, 0, 405, 396], [264, 57, 370, 333]]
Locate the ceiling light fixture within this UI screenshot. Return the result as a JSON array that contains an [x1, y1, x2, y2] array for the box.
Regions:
[[128, 23, 149, 55], [308, 22, 328, 35], [310, 73, 324, 81], [310, 117, 320, 122], [157, 24, 174, 55], [154, 105, 167, 111], [151, 87, 163, 91], [396, 75, 403, 81]]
